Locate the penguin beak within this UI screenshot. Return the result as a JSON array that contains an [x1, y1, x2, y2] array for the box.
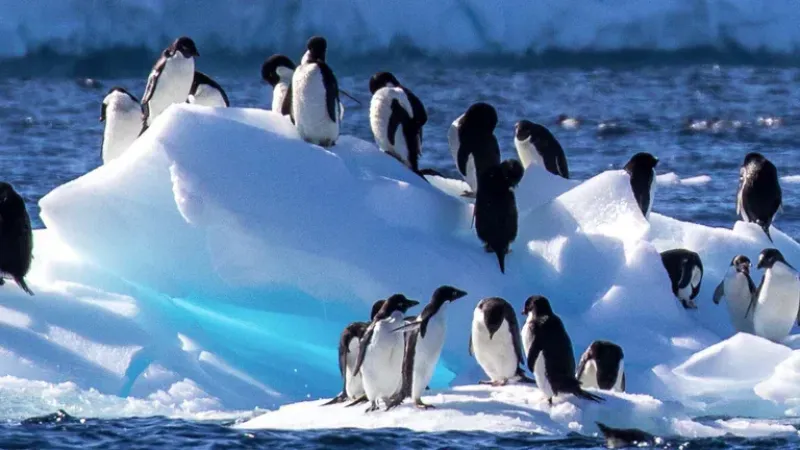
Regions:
[[404, 299, 420, 310], [757, 257, 766, 270], [452, 289, 468, 301], [739, 264, 750, 276]]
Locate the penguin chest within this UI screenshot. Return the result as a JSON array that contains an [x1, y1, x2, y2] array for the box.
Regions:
[[724, 274, 755, 333], [471, 314, 517, 381], [754, 267, 800, 342], [677, 266, 701, 301], [292, 64, 339, 145], [464, 155, 477, 193], [411, 315, 446, 398], [147, 55, 194, 123], [578, 359, 599, 390], [103, 107, 141, 163], [369, 88, 414, 166], [361, 316, 404, 400], [533, 354, 554, 399], [271, 82, 289, 114], [521, 317, 534, 357], [515, 138, 544, 170], [190, 85, 227, 108], [645, 169, 657, 218], [344, 337, 364, 399]]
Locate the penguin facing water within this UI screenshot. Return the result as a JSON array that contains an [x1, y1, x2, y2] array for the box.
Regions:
[[575, 340, 625, 392], [369, 72, 427, 173], [660, 249, 704, 310], [752, 248, 800, 343], [261, 54, 296, 116], [448, 102, 501, 195], [623, 152, 658, 219], [386, 286, 468, 410], [0, 183, 33, 296], [141, 36, 199, 128], [470, 297, 535, 386], [738, 152, 782, 242], [291, 36, 340, 147], [514, 120, 569, 179], [100, 87, 141, 164], [187, 71, 229, 107], [475, 159, 524, 273], [713, 255, 757, 333], [524, 296, 603, 405]]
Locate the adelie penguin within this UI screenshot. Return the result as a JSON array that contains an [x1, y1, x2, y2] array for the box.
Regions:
[[514, 120, 569, 179], [660, 249, 704, 310], [738, 152, 782, 242], [291, 36, 341, 147], [0, 183, 34, 296], [187, 71, 229, 107], [524, 296, 603, 405], [752, 248, 800, 343], [100, 87, 141, 164], [575, 340, 625, 392], [623, 152, 658, 219], [469, 297, 535, 386], [447, 102, 501, 195], [713, 255, 757, 333], [475, 159, 524, 274], [141, 36, 199, 128], [353, 294, 419, 412], [369, 72, 427, 173], [261, 54, 296, 116], [385, 286, 468, 410]]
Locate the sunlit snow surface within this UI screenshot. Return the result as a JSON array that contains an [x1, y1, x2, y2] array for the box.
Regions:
[[5, 104, 800, 437]]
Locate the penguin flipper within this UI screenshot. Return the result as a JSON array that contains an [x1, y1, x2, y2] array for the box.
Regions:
[[321, 392, 348, 406], [575, 346, 592, 382], [141, 52, 166, 107], [712, 280, 725, 305], [468, 333, 473, 356], [317, 62, 340, 124], [571, 386, 604, 403], [621, 372, 626, 392], [352, 326, 373, 377], [760, 222, 773, 243], [503, 304, 526, 368]]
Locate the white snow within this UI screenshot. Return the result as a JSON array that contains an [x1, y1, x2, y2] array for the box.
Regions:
[[5, 103, 800, 435]]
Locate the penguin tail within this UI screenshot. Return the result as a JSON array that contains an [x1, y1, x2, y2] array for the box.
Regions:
[[321, 392, 348, 406], [495, 246, 509, 274], [416, 168, 443, 178], [15, 277, 33, 296], [570, 387, 604, 403], [761, 223, 773, 242], [392, 321, 421, 334]]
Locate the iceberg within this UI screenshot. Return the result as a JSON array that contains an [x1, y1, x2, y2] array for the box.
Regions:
[[4, 103, 800, 436]]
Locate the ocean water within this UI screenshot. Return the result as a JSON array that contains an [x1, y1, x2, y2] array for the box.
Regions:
[[3, 56, 800, 448]]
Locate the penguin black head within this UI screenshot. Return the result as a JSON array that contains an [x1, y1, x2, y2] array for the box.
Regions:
[[462, 102, 498, 133], [757, 248, 791, 270], [514, 120, 553, 143], [171, 36, 199, 58], [306, 36, 327, 62], [522, 295, 553, 319], [623, 152, 659, 175], [0, 182, 23, 208], [101, 87, 138, 122], [743, 152, 766, 167], [500, 159, 525, 188], [261, 55, 296, 86], [370, 300, 385, 321], [731, 255, 752, 276], [590, 340, 624, 362], [381, 294, 419, 316], [369, 72, 400, 94], [431, 285, 468, 305]]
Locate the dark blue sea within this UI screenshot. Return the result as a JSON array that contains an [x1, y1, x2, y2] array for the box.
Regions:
[[2, 52, 800, 448]]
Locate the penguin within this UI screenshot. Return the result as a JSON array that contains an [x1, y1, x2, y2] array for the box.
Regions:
[[524, 296, 603, 405], [187, 71, 229, 107], [660, 249, 703, 309], [261, 54, 296, 116], [713, 255, 758, 333], [368, 72, 427, 173], [353, 294, 419, 412], [514, 120, 569, 178], [447, 102, 501, 195], [596, 422, 655, 448], [575, 340, 625, 392], [323, 300, 386, 406], [752, 248, 800, 343], [623, 152, 659, 219], [385, 286, 468, 410], [737, 152, 782, 242], [100, 87, 141, 164], [141, 36, 199, 128], [291, 36, 340, 147], [475, 159, 524, 273], [0, 183, 33, 296], [469, 297, 535, 386]]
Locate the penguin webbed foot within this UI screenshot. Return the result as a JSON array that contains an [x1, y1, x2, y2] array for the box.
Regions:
[[364, 402, 379, 413], [483, 243, 494, 253], [321, 392, 348, 406], [345, 395, 368, 407], [680, 299, 698, 310], [414, 399, 435, 410], [516, 373, 537, 385], [478, 379, 495, 386], [461, 190, 475, 198], [384, 393, 405, 411]]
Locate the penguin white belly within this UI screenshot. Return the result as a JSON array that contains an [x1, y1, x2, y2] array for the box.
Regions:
[[471, 311, 517, 381], [645, 169, 657, 218], [677, 284, 692, 302], [146, 55, 194, 125], [533, 354, 554, 399], [189, 85, 227, 108], [271, 82, 289, 113], [578, 360, 599, 390], [361, 314, 404, 401], [369, 87, 412, 165], [103, 109, 141, 164], [754, 267, 800, 342], [514, 139, 544, 170], [724, 274, 755, 333], [737, 187, 750, 221], [292, 64, 339, 146], [465, 156, 477, 193], [411, 310, 447, 400], [612, 361, 625, 392], [344, 337, 364, 399], [521, 317, 534, 356]]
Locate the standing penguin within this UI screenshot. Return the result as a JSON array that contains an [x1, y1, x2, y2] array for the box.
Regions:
[[469, 297, 535, 386], [187, 71, 229, 107], [575, 340, 625, 392], [0, 183, 33, 296], [713, 255, 758, 333], [475, 159, 524, 273], [660, 249, 704, 309], [386, 286, 468, 410], [752, 248, 800, 342], [369, 72, 427, 173], [141, 36, 199, 128], [514, 120, 569, 179], [447, 102, 501, 195], [738, 153, 782, 242], [261, 54, 296, 116], [353, 294, 419, 412], [291, 36, 340, 147], [100, 87, 141, 164], [524, 296, 603, 405], [623, 152, 659, 219]]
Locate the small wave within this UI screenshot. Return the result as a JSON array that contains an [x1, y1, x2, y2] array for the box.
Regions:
[[657, 173, 712, 186], [781, 175, 800, 183]]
